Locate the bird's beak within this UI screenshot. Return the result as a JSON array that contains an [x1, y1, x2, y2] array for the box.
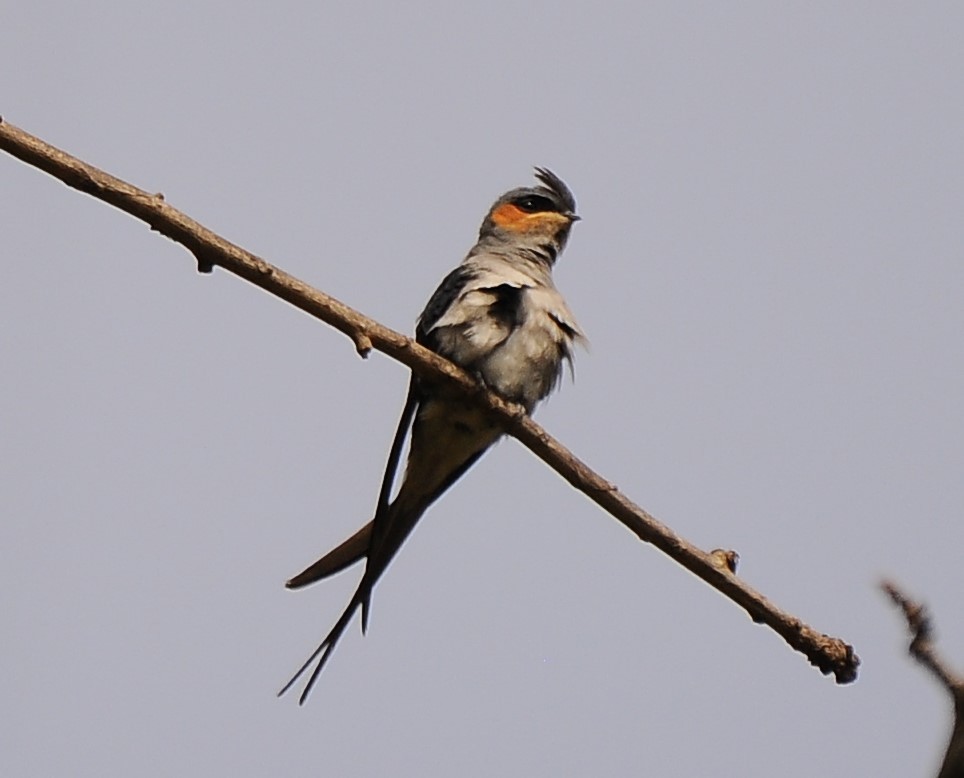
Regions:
[[566, 212, 581, 222]]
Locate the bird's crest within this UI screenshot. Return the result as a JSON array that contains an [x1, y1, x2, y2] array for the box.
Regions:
[[533, 167, 577, 215]]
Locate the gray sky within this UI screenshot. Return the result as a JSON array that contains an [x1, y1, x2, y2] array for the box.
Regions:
[[3, 3, 963, 775]]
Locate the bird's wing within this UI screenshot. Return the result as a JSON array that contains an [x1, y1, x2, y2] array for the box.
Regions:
[[418, 261, 534, 374]]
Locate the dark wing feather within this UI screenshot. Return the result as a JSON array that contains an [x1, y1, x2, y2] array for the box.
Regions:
[[416, 265, 478, 345]]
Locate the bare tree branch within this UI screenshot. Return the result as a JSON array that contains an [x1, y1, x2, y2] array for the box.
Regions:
[[0, 117, 859, 685], [882, 581, 964, 778]]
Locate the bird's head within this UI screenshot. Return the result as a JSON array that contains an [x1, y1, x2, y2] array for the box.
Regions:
[[478, 168, 579, 261]]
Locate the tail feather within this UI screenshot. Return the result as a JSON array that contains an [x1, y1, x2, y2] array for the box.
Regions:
[[285, 521, 373, 589], [281, 399, 500, 701]]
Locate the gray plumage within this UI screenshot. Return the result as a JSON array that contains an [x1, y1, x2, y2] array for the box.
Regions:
[[281, 169, 584, 703]]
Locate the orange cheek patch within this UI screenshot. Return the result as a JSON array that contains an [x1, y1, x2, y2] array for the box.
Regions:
[[491, 204, 569, 234], [491, 203, 527, 229]]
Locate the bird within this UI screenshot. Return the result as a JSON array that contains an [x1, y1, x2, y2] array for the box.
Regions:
[[280, 168, 585, 703]]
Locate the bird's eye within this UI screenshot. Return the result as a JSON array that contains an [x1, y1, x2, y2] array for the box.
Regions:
[[514, 195, 555, 213]]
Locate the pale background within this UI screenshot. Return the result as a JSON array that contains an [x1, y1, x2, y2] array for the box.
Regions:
[[3, 3, 963, 776]]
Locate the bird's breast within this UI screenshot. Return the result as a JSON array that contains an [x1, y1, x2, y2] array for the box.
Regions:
[[477, 300, 571, 409]]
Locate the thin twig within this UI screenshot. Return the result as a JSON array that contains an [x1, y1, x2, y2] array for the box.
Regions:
[[882, 581, 964, 778], [0, 117, 859, 685]]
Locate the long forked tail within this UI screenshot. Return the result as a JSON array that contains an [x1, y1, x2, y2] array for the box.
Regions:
[[280, 389, 496, 702], [279, 496, 429, 703]]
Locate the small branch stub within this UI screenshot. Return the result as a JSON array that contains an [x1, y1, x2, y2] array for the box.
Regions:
[[352, 331, 373, 358]]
